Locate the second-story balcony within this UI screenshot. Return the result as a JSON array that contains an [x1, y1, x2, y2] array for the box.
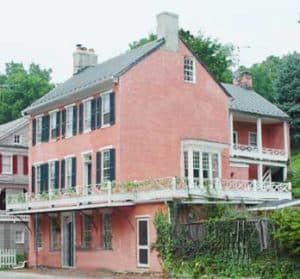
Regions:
[[229, 112, 289, 162], [6, 177, 292, 215]]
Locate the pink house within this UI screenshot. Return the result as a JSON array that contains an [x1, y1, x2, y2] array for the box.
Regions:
[[7, 12, 291, 272]]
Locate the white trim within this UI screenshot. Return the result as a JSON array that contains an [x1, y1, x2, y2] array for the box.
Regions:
[[64, 154, 76, 159], [81, 150, 93, 157], [184, 56, 196, 84], [33, 161, 44, 166], [82, 96, 93, 103], [48, 109, 59, 114], [135, 215, 150, 219], [233, 131, 238, 144], [136, 217, 150, 268], [64, 103, 76, 109], [230, 163, 249, 168], [98, 145, 114, 151], [15, 230, 25, 244], [99, 90, 113, 97], [283, 121, 289, 159], [230, 157, 287, 168], [2, 154, 13, 175], [182, 139, 227, 152], [48, 158, 59, 162]]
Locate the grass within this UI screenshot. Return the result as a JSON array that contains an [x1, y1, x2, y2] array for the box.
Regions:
[[290, 150, 300, 198]]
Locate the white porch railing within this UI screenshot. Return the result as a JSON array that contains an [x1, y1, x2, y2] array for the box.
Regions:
[[6, 177, 292, 214], [0, 210, 29, 222], [0, 248, 16, 268], [232, 144, 286, 160]]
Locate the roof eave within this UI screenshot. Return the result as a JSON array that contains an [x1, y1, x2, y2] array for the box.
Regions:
[[23, 77, 114, 116], [230, 108, 291, 121]]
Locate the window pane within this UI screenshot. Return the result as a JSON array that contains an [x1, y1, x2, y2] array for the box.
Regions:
[[139, 249, 148, 265], [138, 220, 148, 246], [184, 56, 195, 82], [103, 213, 112, 249]]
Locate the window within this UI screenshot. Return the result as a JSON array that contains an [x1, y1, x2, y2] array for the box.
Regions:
[[82, 215, 92, 249], [249, 132, 257, 147], [212, 154, 219, 179], [83, 100, 92, 132], [36, 116, 43, 144], [102, 213, 112, 249], [2, 155, 12, 174], [184, 56, 195, 82], [184, 151, 189, 179], [50, 111, 57, 138], [202, 152, 209, 179], [137, 218, 149, 267], [15, 231, 24, 244], [233, 131, 238, 144], [102, 150, 111, 182], [193, 151, 200, 185], [36, 215, 42, 248], [36, 165, 42, 193], [14, 135, 21, 144], [65, 157, 73, 188], [102, 94, 110, 125], [50, 217, 59, 250], [48, 161, 58, 191], [66, 106, 74, 138]]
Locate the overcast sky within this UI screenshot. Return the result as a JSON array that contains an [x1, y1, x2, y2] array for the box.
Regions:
[[0, 0, 299, 83]]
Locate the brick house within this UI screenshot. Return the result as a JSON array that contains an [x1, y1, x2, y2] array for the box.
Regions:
[[0, 117, 29, 254], [7, 12, 291, 272]]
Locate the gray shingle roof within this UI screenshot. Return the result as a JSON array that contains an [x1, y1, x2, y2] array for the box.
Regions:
[[223, 83, 289, 119], [24, 38, 165, 114], [0, 117, 28, 139]]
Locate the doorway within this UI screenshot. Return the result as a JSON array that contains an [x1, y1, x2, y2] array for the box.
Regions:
[[61, 212, 75, 267], [137, 217, 150, 268]]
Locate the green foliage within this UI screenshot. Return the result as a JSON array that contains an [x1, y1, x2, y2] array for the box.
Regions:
[[271, 208, 300, 256], [238, 55, 281, 102], [290, 151, 300, 198], [154, 210, 300, 278], [129, 29, 235, 83], [179, 29, 234, 83], [276, 52, 300, 147], [0, 62, 54, 124]]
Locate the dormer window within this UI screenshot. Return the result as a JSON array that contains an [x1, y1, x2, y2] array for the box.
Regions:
[[14, 135, 21, 144], [184, 56, 196, 83]]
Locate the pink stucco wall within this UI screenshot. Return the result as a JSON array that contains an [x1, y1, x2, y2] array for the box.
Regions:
[[230, 165, 249, 180], [28, 203, 167, 272]]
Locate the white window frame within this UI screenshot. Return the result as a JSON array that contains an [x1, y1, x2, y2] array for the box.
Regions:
[[248, 132, 257, 147], [184, 56, 196, 83], [136, 217, 150, 268], [15, 230, 25, 244], [101, 93, 111, 126], [83, 99, 92, 133], [102, 213, 112, 249], [82, 214, 92, 249], [64, 156, 75, 188], [48, 160, 57, 191], [35, 164, 42, 193], [50, 217, 59, 250], [102, 149, 111, 182], [2, 154, 12, 174], [36, 115, 43, 144], [49, 110, 58, 138], [14, 135, 21, 144], [65, 105, 74, 138]]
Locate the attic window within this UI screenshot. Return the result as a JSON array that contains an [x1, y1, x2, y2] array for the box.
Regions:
[[184, 56, 196, 83], [14, 135, 21, 144]]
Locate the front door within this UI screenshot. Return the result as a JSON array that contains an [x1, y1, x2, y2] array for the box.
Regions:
[[62, 212, 75, 267], [137, 217, 150, 268]]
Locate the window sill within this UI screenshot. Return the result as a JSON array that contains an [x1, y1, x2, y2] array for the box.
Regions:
[[101, 124, 111, 129], [83, 128, 92, 134], [184, 80, 196, 84]]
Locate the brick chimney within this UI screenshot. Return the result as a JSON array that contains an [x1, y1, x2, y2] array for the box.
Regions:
[[233, 71, 253, 89], [73, 44, 98, 75], [156, 12, 179, 52]]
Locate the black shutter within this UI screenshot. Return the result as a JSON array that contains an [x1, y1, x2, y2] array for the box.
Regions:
[[96, 96, 102, 128], [40, 165, 44, 193], [96, 151, 102, 185], [54, 161, 59, 189], [42, 115, 50, 142], [109, 148, 115, 181], [31, 166, 35, 193], [44, 163, 49, 192], [109, 92, 115, 125], [61, 109, 66, 137], [72, 106, 77, 136], [79, 103, 83, 134], [91, 98, 96, 130], [61, 159, 65, 189], [56, 111, 61, 138], [71, 157, 76, 187], [32, 119, 36, 146]]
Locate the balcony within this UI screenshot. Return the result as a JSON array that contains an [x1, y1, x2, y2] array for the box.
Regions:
[[231, 144, 286, 161], [6, 177, 292, 214]]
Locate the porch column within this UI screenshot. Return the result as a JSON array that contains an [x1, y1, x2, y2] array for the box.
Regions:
[[257, 163, 263, 186], [283, 121, 289, 160], [283, 166, 288, 181], [256, 118, 262, 157], [229, 112, 233, 152], [188, 148, 194, 189]]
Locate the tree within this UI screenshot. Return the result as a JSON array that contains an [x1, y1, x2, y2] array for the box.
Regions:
[[0, 62, 54, 124], [238, 56, 282, 103], [129, 29, 235, 83], [276, 52, 300, 147]]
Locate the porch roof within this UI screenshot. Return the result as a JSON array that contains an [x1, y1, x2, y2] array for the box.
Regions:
[[223, 83, 289, 120], [248, 199, 300, 211]]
